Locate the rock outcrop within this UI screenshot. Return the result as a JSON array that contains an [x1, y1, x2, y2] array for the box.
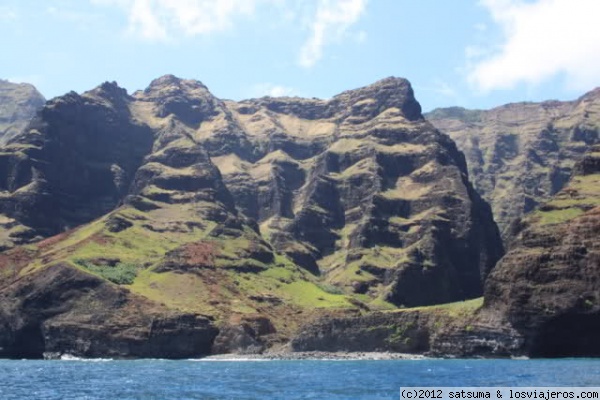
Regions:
[[426, 90, 600, 242], [0, 261, 217, 359], [290, 300, 524, 357], [0, 80, 45, 145]]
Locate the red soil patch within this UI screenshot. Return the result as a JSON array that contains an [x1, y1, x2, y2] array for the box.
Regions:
[[182, 241, 217, 267], [37, 231, 70, 250], [91, 234, 113, 245], [0, 247, 34, 268]]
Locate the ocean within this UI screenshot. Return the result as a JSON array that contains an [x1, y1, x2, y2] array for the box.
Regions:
[[1, 358, 599, 399]]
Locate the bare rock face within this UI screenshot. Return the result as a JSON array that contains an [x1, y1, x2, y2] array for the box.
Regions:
[[426, 90, 600, 243], [212, 77, 503, 307], [300, 145, 600, 359], [0, 262, 217, 359], [0, 76, 503, 357], [0, 80, 45, 145], [484, 146, 600, 357], [290, 302, 524, 357], [211, 316, 276, 354], [0, 82, 155, 249]]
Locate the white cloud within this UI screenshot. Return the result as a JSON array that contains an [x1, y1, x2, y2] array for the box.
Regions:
[[129, 0, 168, 40], [298, 0, 367, 68], [0, 6, 18, 21], [469, 0, 600, 92], [417, 79, 461, 102], [91, 0, 369, 66], [251, 83, 297, 97], [92, 0, 267, 41]]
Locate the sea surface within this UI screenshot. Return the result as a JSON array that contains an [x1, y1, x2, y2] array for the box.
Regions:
[[1, 358, 599, 399]]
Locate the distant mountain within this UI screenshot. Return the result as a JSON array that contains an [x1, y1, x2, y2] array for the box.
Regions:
[[0, 80, 45, 145], [426, 90, 600, 243], [0, 76, 502, 358]]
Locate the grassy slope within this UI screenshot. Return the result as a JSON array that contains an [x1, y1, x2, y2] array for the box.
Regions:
[[8, 200, 356, 336], [6, 195, 486, 338], [532, 172, 600, 225]]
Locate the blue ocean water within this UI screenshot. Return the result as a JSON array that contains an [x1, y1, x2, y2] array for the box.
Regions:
[[1, 359, 599, 400]]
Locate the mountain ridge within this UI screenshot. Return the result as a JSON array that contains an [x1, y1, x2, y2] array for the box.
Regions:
[[4, 75, 599, 359], [426, 89, 600, 243], [0, 75, 503, 358]]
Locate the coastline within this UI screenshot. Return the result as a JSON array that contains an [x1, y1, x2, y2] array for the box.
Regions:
[[198, 351, 427, 361], [33, 351, 534, 361]]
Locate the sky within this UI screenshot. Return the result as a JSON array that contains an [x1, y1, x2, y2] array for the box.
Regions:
[[1, 0, 599, 111]]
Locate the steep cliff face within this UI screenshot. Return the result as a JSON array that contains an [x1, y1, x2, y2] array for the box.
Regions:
[[212, 77, 503, 307], [293, 145, 600, 358], [484, 146, 600, 357], [0, 76, 503, 357], [426, 90, 600, 242], [290, 299, 523, 357], [0, 261, 217, 359], [0, 80, 45, 145], [0, 83, 154, 250]]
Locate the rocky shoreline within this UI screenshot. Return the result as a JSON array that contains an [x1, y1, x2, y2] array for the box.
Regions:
[[199, 351, 427, 361]]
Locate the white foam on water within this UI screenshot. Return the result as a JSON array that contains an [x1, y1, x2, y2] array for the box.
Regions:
[[59, 354, 113, 362], [189, 358, 271, 362]]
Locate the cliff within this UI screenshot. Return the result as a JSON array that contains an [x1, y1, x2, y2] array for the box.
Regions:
[[290, 298, 523, 357], [426, 90, 600, 243], [291, 146, 600, 358], [483, 145, 600, 357], [0, 76, 502, 357]]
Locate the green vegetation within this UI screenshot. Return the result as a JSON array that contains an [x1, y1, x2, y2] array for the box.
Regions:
[[547, 198, 600, 208], [425, 107, 482, 123], [284, 280, 350, 308], [368, 296, 398, 310], [75, 258, 138, 285], [386, 322, 416, 345], [394, 297, 484, 316], [316, 282, 345, 295], [532, 173, 600, 225], [534, 208, 584, 225]]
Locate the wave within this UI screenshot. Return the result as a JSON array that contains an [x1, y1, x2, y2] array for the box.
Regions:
[[189, 354, 428, 362], [189, 358, 272, 362], [59, 354, 114, 362]]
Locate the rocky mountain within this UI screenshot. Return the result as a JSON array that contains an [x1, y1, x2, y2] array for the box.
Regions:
[[292, 146, 600, 358], [483, 145, 600, 357], [426, 90, 600, 242], [0, 80, 45, 145], [0, 76, 503, 358]]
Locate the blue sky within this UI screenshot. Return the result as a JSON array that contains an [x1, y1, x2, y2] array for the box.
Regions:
[[1, 0, 599, 111]]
